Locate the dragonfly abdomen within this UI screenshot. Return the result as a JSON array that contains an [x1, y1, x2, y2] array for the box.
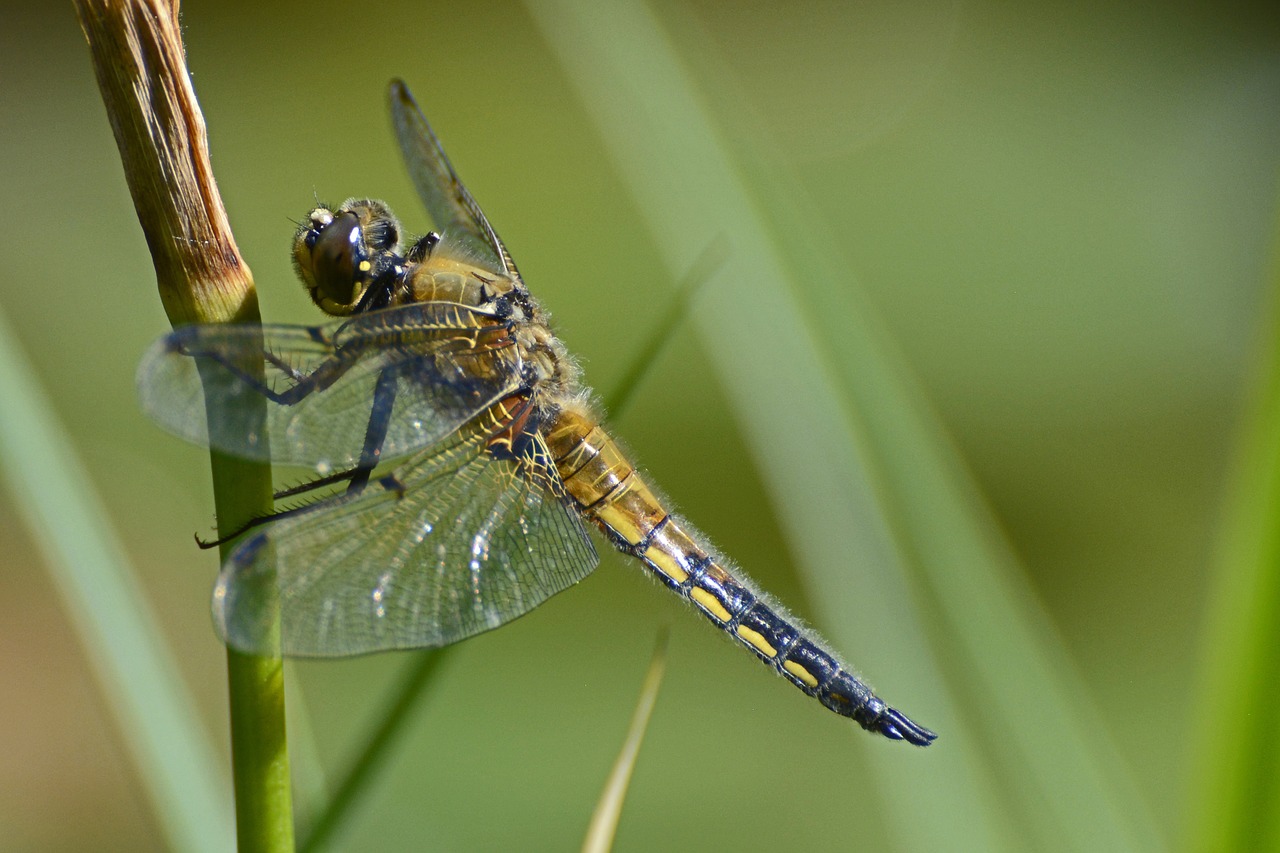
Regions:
[[543, 406, 935, 745]]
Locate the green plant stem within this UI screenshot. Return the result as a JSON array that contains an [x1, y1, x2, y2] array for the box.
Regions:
[[212, 450, 295, 853], [225, 648, 294, 853], [226, 648, 294, 852], [76, 2, 297, 849]]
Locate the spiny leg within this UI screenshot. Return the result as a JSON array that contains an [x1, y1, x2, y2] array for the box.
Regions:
[[179, 324, 359, 407], [200, 364, 403, 549]]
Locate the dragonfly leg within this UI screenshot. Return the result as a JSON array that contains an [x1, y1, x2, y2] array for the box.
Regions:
[[340, 362, 401, 495], [274, 468, 362, 499], [174, 325, 358, 407], [196, 497, 349, 549], [199, 362, 403, 549], [260, 347, 308, 384]]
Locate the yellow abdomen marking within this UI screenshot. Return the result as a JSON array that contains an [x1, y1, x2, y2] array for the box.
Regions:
[[736, 625, 777, 658], [691, 587, 731, 622], [643, 547, 689, 584], [784, 660, 820, 689]]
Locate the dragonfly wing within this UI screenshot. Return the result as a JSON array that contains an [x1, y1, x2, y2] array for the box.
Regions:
[[389, 79, 517, 278], [137, 302, 521, 468], [212, 430, 599, 657]]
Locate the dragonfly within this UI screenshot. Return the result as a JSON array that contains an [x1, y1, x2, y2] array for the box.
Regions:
[[137, 79, 935, 746]]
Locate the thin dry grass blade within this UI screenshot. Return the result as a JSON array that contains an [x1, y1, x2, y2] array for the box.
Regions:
[[582, 630, 669, 853]]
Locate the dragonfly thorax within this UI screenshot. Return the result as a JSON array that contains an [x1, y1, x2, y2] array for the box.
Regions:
[[296, 199, 581, 412]]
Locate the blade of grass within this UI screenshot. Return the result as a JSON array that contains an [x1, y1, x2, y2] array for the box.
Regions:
[[733, 129, 1161, 853], [77, 3, 294, 849], [582, 629, 669, 853], [602, 236, 728, 419], [527, 2, 1162, 850], [529, 2, 1002, 848], [1185, 186, 1280, 852], [0, 306, 234, 853], [284, 664, 330, 836], [299, 651, 450, 853]]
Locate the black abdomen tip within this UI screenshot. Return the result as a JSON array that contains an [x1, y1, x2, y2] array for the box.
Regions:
[[877, 707, 937, 746]]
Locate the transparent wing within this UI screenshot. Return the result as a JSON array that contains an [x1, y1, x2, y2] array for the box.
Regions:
[[389, 79, 518, 278], [137, 301, 521, 469], [212, 429, 599, 656]]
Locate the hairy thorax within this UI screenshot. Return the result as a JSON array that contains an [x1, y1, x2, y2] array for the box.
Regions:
[[403, 256, 583, 417]]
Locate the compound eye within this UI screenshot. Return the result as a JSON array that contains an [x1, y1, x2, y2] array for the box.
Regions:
[[295, 210, 368, 314]]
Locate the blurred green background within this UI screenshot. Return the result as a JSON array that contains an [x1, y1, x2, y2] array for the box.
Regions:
[[2, 1, 1278, 850]]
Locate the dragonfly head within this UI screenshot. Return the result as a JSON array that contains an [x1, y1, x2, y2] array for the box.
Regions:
[[293, 198, 403, 316]]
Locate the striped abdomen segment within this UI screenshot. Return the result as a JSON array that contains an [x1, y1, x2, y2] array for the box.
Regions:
[[543, 408, 935, 746]]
